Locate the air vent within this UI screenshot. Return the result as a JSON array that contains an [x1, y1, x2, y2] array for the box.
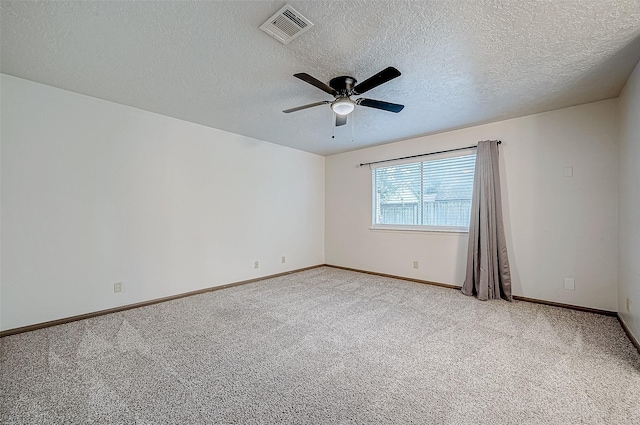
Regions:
[[259, 4, 313, 45]]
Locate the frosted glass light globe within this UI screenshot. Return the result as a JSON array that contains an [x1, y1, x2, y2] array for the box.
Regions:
[[331, 99, 355, 115]]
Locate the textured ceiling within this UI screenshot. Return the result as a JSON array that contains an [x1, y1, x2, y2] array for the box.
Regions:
[[2, 1, 640, 155]]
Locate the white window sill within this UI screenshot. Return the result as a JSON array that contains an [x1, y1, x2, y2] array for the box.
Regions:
[[369, 225, 469, 235]]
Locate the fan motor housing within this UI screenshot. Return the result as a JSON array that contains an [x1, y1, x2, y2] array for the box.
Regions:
[[329, 76, 357, 95]]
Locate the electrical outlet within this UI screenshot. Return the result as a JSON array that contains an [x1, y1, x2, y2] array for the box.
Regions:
[[254, 261, 259, 269], [281, 256, 286, 264], [413, 261, 419, 269], [627, 298, 632, 313], [564, 278, 575, 291], [114, 282, 123, 293]]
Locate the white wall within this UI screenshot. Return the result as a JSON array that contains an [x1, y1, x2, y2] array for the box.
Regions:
[[618, 59, 640, 341], [326, 100, 619, 311], [0, 74, 325, 331]]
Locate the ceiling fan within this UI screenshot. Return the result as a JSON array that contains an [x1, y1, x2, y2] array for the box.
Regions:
[[283, 67, 404, 126]]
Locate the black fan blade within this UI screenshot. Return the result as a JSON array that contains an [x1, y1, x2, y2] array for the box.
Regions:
[[358, 98, 404, 113], [335, 114, 347, 126], [353, 67, 401, 95], [283, 101, 330, 113], [294, 73, 338, 96]]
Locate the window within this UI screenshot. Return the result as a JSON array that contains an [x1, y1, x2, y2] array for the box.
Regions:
[[372, 152, 476, 232]]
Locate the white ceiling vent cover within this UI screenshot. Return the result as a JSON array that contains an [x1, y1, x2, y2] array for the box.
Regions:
[[259, 4, 313, 45]]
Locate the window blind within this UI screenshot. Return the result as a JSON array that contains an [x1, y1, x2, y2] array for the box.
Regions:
[[372, 153, 476, 230]]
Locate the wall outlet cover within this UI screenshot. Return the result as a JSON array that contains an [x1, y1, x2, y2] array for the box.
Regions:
[[563, 277, 575, 291]]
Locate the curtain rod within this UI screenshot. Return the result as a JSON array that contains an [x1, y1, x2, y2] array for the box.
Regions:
[[359, 140, 502, 167]]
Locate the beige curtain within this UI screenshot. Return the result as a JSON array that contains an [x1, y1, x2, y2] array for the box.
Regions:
[[462, 140, 512, 301]]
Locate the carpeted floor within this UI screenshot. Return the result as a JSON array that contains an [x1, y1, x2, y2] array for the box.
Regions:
[[1, 266, 639, 424]]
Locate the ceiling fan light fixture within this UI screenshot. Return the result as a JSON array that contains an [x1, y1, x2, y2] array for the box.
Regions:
[[331, 98, 355, 115]]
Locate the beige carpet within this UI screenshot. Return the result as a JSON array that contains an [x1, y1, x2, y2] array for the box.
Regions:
[[1, 266, 639, 424]]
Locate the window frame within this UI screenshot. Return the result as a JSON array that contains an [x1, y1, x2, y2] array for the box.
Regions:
[[370, 150, 476, 234]]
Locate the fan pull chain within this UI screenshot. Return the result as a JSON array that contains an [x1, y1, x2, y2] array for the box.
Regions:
[[331, 112, 335, 139], [351, 109, 355, 143]]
